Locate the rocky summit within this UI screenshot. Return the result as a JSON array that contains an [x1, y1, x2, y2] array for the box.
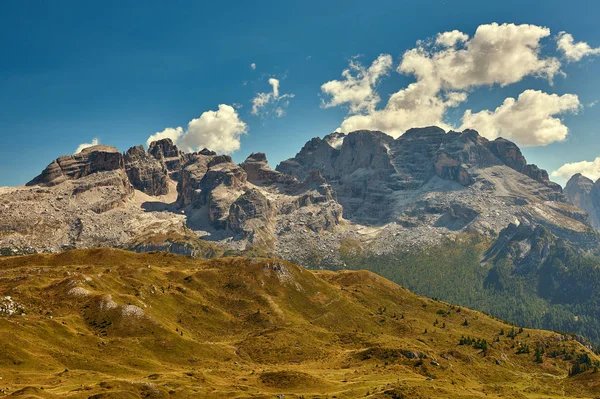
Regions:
[[0, 127, 596, 265], [564, 173, 600, 229]]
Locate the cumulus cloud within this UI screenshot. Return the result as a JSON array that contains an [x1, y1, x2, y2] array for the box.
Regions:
[[552, 158, 600, 182], [146, 105, 247, 154], [436, 30, 469, 47], [324, 23, 572, 143], [250, 63, 256, 70], [320, 54, 393, 113], [406, 23, 561, 90], [557, 32, 600, 62], [146, 128, 183, 146], [460, 90, 580, 146], [251, 78, 294, 117], [74, 138, 100, 154]]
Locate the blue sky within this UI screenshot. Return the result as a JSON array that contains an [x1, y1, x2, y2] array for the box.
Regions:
[[1, 0, 599, 186]]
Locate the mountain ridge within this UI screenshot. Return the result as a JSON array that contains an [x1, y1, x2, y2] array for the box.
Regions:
[[3, 126, 593, 261]]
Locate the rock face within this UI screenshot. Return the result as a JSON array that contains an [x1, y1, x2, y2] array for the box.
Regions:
[[240, 153, 296, 185], [147, 139, 190, 180], [227, 188, 273, 239], [565, 173, 600, 229], [124, 145, 169, 196], [487, 138, 563, 192], [4, 126, 596, 267], [277, 127, 566, 225], [27, 145, 125, 186]]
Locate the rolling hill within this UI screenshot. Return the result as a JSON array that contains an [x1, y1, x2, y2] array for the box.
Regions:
[[0, 249, 598, 398]]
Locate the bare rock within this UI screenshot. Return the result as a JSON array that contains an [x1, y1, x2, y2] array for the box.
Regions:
[[241, 153, 296, 185], [565, 173, 600, 229], [27, 145, 124, 186], [227, 188, 273, 239], [124, 145, 169, 196], [148, 139, 189, 180]]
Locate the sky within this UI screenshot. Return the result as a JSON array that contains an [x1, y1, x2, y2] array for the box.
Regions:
[[1, 0, 600, 187]]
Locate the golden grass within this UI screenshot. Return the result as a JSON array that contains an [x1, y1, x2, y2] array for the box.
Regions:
[[0, 248, 597, 398]]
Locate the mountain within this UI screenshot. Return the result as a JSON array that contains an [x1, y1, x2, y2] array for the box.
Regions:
[[565, 173, 600, 229], [0, 248, 598, 398], [1, 127, 594, 260], [4, 127, 600, 346]]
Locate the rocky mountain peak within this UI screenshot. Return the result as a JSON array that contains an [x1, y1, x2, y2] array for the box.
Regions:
[[5, 125, 593, 268], [27, 145, 124, 187], [123, 145, 169, 196], [566, 173, 594, 193], [147, 139, 188, 180], [240, 153, 295, 185], [565, 173, 600, 229], [148, 138, 181, 159]]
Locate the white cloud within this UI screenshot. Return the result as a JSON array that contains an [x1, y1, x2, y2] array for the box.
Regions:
[[552, 158, 600, 182], [324, 23, 571, 144], [320, 54, 393, 113], [557, 32, 600, 62], [589, 100, 598, 108], [74, 138, 100, 154], [460, 89, 580, 146], [146, 105, 247, 154], [251, 78, 294, 117], [410, 23, 561, 90], [436, 30, 469, 47], [146, 127, 184, 147], [250, 63, 256, 70]]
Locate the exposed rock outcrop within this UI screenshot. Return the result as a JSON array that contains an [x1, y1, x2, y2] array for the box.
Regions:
[[227, 188, 273, 239], [147, 139, 190, 180], [27, 145, 124, 187], [565, 173, 600, 229], [240, 153, 296, 185], [486, 138, 562, 193], [277, 127, 567, 225], [3, 126, 594, 266], [124, 145, 169, 196]]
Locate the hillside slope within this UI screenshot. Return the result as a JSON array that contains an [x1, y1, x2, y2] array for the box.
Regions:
[[0, 249, 598, 398]]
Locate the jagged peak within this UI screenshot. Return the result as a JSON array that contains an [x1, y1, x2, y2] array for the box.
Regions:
[[244, 152, 268, 163], [566, 172, 594, 186], [148, 138, 182, 159], [323, 132, 346, 148]]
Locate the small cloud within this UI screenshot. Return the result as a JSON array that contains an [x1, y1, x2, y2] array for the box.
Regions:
[[251, 78, 294, 118], [320, 54, 393, 114], [552, 158, 600, 182], [557, 32, 600, 62], [588, 100, 598, 108], [250, 63, 256, 70], [306, 55, 312, 60], [74, 138, 100, 154], [146, 105, 247, 154]]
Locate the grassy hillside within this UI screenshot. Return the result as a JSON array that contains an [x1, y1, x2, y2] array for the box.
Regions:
[[339, 233, 600, 347], [0, 249, 598, 398]]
